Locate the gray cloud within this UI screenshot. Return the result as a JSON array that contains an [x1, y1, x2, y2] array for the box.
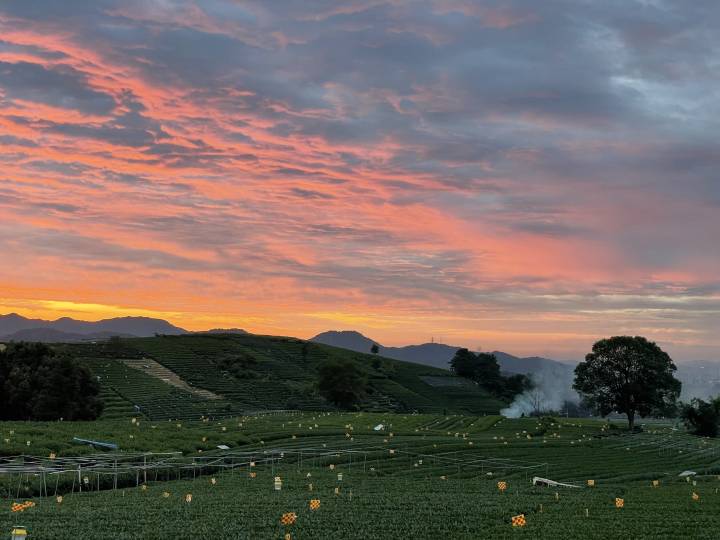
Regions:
[[0, 61, 116, 114], [289, 188, 334, 200]]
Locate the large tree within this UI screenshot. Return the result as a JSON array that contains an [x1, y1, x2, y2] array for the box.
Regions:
[[0, 342, 103, 421], [317, 359, 367, 409], [573, 336, 680, 430]]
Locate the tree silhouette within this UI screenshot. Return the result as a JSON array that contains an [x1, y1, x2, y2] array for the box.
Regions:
[[573, 336, 680, 430], [449, 348, 528, 399], [317, 359, 367, 409], [450, 349, 501, 387]]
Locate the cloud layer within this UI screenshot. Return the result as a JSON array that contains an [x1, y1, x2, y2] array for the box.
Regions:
[[0, 0, 718, 360]]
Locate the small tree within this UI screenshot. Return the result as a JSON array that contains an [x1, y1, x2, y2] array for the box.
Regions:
[[681, 397, 720, 438], [370, 343, 379, 355], [449, 348, 480, 378], [450, 348, 526, 399], [317, 360, 367, 409], [474, 352, 502, 387], [520, 387, 547, 416], [573, 336, 681, 430], [450, 349, 501, 386]]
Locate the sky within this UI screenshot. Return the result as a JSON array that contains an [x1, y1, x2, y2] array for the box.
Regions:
[[0, 1, 718, 361]]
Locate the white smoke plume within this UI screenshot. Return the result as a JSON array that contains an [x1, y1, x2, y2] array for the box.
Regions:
[[501, 365, 579, 418]]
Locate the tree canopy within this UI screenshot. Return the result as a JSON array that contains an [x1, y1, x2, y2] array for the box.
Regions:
[[449, 348, 529, 400], [573, 336, 680, 430], [317, 359, 367, 409], [0, 342, 103, 421], [450, 349, 500, 382]]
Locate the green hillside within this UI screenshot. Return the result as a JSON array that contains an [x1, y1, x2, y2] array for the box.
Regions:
[[62, 333, 506, 420]]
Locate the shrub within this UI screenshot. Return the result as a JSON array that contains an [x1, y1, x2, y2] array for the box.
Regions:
[[681, 397, 720, 437]]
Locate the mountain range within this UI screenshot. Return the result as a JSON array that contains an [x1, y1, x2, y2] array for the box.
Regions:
[[0, 313, 186, 342], [310, 330, 575, 376]]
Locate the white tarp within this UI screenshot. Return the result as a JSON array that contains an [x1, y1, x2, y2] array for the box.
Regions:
[[532, 476, 581, 488]]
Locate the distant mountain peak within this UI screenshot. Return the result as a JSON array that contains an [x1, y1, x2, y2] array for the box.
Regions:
[[317, 330, 372, 339], [311, 330, 377, 350]]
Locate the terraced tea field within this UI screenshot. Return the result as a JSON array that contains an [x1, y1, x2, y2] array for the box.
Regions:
[[60, 334, 508, 420], [3, 413, 720, 538]]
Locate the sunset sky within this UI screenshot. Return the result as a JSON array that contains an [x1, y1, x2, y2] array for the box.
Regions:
[[0, 1, 718, 361]]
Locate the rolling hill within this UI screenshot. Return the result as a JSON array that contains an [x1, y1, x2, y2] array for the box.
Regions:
[[59, 333, 507, 421]]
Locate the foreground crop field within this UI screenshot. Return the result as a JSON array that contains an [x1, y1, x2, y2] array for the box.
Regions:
[[3, 413, 720, 539]]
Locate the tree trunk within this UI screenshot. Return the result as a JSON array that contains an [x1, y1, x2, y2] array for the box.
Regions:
[[627, 409, 635, 431]]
